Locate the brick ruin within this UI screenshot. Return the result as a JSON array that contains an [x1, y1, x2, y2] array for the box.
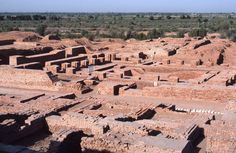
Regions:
[[0, 32, 236, 153]]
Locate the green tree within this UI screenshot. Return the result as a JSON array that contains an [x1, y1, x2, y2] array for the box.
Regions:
[[0, 16, 4, 20], [36, 24, 47, 36], [149, 16, 154, 20], [186, 15, 191, 19], [166, 15, 172, 19], [180, 15, 186, 19]]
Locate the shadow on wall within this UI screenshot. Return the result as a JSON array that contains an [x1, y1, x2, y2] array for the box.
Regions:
[[48, 131, 111, 153], [83, 149, 112, 153], [49, 131, 83, 153], [217, 52, 224, 65]]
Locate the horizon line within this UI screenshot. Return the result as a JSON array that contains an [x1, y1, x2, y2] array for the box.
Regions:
[[0, 11, 235, 14]]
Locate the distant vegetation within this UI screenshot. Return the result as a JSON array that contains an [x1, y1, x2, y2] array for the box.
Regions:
[[0, 13, 236, 41]]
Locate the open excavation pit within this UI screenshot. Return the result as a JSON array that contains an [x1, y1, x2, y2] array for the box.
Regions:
[[0, 32, 236, 153]]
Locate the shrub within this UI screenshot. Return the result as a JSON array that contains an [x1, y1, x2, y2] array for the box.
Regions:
[[157, 16, 163, 20], [0, 25, 14, 32], [36, 24, 47, 36], [221, 30, 236, 42], [219, 21, 230, 31], [125, 30, 132, 40], [88, 33, 95, 41], [135, 33, 147, 40], [231, 34, 236, 42], [147, 29, 164, 39], [81, 30, 89, 36], [176, 30, 185, 38], [189, 28, 207, 37]]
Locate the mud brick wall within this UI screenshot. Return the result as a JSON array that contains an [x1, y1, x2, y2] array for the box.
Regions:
[[143, 85, 236, 102], [65, 46, 86, 57], [46, 113, 107, 135], [206, 137, 235, 153], [205, 122, 236, 153], [0, 66, 57, 91]]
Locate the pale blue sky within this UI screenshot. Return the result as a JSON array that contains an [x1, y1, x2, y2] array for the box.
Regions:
[[0, 0, 236, 13]]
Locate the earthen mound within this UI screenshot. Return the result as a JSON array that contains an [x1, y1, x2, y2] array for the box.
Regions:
[[75, 37, 95, 51], [0, 31, 42, 42]]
